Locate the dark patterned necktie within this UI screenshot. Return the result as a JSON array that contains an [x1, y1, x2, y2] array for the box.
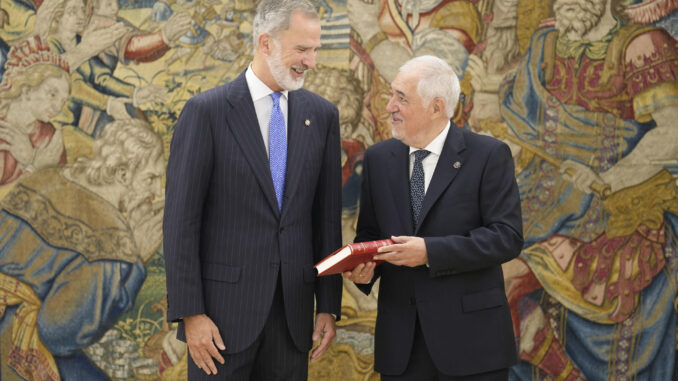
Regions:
[[410, 149, 430, 229], [269, 92, 287, 211]]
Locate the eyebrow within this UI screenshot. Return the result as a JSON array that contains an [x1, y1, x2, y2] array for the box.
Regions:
[[297, 43, 321, 50], [394, 89, 406, 98]]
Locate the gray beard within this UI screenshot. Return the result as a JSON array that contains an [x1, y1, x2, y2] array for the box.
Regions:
[[554, 0, 606, 39], [266, 43, 305, 91], [120, 191, 145, 214]]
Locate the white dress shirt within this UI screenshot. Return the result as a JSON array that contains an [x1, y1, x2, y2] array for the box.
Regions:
[[408, 122, 451, 193], [245, 65, 289, 158]]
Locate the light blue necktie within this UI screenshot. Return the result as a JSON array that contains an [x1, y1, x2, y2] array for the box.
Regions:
[[269, 92, 287, 211], [410, 150, 430, 229]]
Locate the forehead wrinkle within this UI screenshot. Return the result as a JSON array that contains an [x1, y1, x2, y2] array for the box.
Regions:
[[296, 42, 318, 49], [389, 83, 406, 95]]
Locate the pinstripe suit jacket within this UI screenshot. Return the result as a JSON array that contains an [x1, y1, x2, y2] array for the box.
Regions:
[[163, 71, 343, 354]]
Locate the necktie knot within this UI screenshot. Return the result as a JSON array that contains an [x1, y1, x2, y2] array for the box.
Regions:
[[270, 91, 282, 105], [414, 149, 430, 163]]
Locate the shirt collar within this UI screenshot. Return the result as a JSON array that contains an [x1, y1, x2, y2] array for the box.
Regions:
[[245, 65, 289, 102], [409, 121, 451, 157]]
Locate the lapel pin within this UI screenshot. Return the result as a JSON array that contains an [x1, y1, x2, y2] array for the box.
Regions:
[[453, 161, 462, 169], [305, 119, 310, 126]]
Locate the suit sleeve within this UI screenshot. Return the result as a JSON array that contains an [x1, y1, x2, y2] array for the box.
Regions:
[[353, 148, 383, 295], [312, 105, 343, 319], [425, 142, 524, 276], [163, 97, 214, 322]]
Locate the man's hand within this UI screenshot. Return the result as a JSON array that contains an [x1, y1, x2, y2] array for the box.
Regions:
[[373, 236, 428, 267], [107, 97, 132, 120], [161, 12, 192, 44], [133, 85, 168, 107], [184, 314, 226, 375], [342, 262, 377, 284], [560, 160, 603, 194], [310, 313, 336, 363]]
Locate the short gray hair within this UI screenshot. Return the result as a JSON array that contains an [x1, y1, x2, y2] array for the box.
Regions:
[[400, 55, 460, 118], [252, 0, 318, 52]]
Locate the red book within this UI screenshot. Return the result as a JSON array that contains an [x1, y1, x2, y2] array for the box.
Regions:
[[315, 239, 394, 276]]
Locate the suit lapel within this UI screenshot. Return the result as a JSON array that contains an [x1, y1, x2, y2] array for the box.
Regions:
[[225, 72, 280, 216], [280, 90, 309, 220], [416, 125, 466, 234], [388, 142, 414, 235]]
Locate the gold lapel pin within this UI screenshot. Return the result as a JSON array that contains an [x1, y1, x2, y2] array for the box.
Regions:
[[305, 119, 310, 126], [453, 161, 462, 169]]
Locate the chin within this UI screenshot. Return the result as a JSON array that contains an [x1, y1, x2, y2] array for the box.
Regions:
[[279, 75, 304, 91], [270, 71, 304, 91], [391, 128, 403, 141]]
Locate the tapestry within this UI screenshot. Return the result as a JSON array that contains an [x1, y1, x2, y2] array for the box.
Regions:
[[0, 0, 677, 379]]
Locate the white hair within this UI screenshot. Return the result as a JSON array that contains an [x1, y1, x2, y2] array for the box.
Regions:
[[400, 55, 460, 118], [252, 0, 318, 52], [69, 119, 163, 186], [554, 0, 606, 39]]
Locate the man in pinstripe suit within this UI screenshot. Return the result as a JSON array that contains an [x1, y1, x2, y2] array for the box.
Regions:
[[163, 1, 343, 379]]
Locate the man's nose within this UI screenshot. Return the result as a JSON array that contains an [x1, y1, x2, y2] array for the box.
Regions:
[[302, 50, 316, 69], [386, 97, 396, 113]]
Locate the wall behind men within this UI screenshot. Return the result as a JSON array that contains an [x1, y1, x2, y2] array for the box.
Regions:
[[1, 0, 678, 380]]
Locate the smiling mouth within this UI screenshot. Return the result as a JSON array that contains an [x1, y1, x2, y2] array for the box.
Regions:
[[291, 66, 306, 75]]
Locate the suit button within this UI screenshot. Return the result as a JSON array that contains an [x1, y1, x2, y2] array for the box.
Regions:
[[279, 227, 285, 233], [409, 297, 416, 305], [270, 262, 280, 268]]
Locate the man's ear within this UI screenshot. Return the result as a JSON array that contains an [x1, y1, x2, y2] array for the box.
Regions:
[[115, 166, 131, 185], [259, 33, 274, 55], [431, 98, 446, 118]]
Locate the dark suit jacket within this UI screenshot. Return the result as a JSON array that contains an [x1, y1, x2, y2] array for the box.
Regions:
[[356, 125, 523, 376], [163, 71, 343, 354]]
